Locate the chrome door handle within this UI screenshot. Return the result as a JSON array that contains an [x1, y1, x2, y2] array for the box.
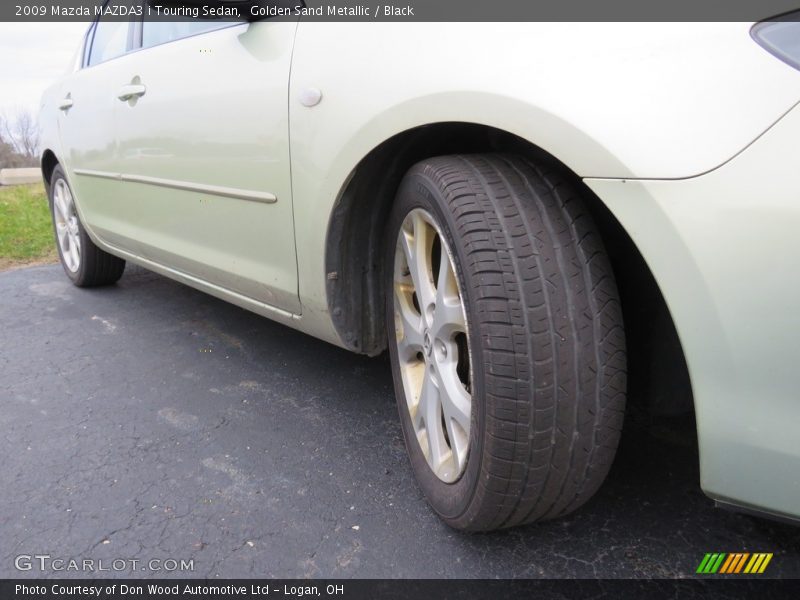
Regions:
[[58, 97, 73, 111], [117, 84, 146, 102]]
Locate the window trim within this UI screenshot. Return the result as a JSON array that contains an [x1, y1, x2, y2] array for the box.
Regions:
[[80, 22, 95, 69], [139, 20, 244, 53], [131, 11, 144, 51]]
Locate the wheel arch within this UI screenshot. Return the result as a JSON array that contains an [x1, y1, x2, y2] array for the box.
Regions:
[[40, 149, 60, 192], [324, 123, 694, 415]]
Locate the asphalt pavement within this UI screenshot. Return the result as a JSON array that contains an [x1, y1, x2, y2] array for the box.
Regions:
[[1, 264, 798, 579]]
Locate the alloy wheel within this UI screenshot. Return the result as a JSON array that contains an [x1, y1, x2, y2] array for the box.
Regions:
[[393, 208, 473, 483], [53, 179, 81, 273]]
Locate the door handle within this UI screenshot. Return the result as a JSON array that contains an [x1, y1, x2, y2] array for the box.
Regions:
[[117, 84, 146, 102], [58, 96, 73, 111]]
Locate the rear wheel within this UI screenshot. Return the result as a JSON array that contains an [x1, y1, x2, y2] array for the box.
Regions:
[[385, 154, 626, 531], [49, 165, 125, 287]]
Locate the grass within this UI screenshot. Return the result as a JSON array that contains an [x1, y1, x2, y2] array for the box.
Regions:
[[0, 183, 58, 271]]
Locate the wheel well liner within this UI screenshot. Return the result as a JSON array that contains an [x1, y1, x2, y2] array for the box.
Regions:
[[41, 149, 59, 191]]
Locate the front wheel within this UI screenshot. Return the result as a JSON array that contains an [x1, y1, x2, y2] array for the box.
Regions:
[[385, 154, 626, 531]]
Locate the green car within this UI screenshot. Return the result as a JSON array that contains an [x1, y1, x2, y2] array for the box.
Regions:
[[39, 8, 800, 530]]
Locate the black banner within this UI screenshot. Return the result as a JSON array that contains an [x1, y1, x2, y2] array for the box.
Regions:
[[3, 0, 800, 22], [1, 579, 798, 600]]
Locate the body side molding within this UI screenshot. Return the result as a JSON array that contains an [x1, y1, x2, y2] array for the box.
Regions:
[[73, 169, 278, 204]]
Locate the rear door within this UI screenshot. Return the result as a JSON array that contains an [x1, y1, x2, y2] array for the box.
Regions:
[[110, 18, 300, 313]]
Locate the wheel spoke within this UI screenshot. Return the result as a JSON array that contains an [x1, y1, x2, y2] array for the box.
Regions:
[[432, 250, 466, 338], [414, 367, 435, 433], [433, 297, 466, 339], [400, 213, 436, 312], [445, 418, 467, 475], [54, 190, 68, 224], [63, 236, 73, 270], [438, 365, 471, 451], [53, 181, 62, 207], [69, 241, 80, 271], [424, 374, 447, 473], [56, 222, 68, 247], [439, 347, 470, 417], [436, 240, 458, 297], [395, 296, 424, 360]]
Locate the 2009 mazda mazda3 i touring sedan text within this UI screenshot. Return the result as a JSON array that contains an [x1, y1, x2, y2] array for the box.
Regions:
[[39, 6, 800, 530]]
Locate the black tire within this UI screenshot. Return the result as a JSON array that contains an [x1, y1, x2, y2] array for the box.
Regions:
[[49, 165, 125, 287], [385, 154, 626, 531]]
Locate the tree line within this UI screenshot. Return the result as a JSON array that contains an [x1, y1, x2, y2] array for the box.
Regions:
[[0, 110, 39, 170]]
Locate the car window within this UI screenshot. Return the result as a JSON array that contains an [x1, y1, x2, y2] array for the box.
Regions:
[[88, 21, 129, 66], [87, 1, 132, 67], [142, 21, 231, 49]]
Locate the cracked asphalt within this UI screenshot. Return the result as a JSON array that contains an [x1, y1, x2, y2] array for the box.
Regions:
[[1, 264, 798, 579]]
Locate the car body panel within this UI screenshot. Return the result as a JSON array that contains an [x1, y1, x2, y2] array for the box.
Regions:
[[51, 20, 301, 314], [52, 49, 122, 213], [586, 103, 800, 519], [287, 22, 800, 331]]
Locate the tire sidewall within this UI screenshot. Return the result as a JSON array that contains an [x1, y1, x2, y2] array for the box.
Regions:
[[385, 165, 487, 524]]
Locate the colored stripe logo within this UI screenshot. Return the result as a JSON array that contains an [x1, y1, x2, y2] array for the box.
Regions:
[[696, 553, 773, 574]]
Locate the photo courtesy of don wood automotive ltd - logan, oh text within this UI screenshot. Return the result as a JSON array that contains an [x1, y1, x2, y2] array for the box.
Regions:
[[1, 1, 800, 599]]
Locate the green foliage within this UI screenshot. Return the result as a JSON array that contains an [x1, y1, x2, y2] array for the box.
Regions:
[[0, 183, 57, 268]]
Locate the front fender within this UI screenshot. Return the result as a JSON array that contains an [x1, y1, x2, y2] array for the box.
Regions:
[[288, 22, 800, 332]]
